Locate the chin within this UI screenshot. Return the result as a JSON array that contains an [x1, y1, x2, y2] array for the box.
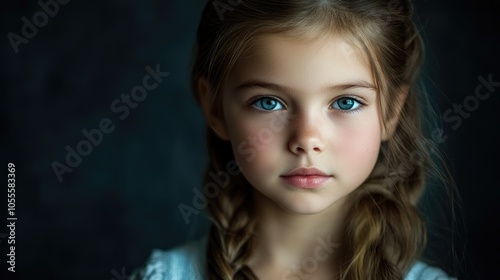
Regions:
[[275, 196, 338, 215]]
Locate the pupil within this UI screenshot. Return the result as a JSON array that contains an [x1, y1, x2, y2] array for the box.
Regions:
[[263, 99, 276, 109], [340, 99, 353, 109]]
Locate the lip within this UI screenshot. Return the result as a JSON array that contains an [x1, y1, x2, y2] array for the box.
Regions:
[[281, 167, 332, 189], [283, 167, 328, 176]]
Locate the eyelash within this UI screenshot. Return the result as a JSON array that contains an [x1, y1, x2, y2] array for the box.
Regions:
[[248, 95, 366, 114], [333, 95, 366, 114], [249, 96, 286, 114]]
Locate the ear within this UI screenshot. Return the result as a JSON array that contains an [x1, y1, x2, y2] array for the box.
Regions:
[[197, 77, 230, 140], [381, 85, 409, 141]]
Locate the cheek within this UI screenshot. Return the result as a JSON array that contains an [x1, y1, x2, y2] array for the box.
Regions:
[[227, 113, 283, 170], [334, 118, 381, 180], [340, 124, 380, 156]]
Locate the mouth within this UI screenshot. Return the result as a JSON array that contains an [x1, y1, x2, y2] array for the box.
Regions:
[[280, 167, 332, 189]]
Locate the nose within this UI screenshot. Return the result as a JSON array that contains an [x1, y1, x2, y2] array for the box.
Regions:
[[287, 112, 326, 155]]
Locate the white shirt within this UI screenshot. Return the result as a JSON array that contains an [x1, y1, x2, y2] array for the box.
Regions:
[[132, 237, 456, 280]]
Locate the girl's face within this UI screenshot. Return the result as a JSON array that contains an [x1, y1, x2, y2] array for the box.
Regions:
[[216, 34, 384, 214]]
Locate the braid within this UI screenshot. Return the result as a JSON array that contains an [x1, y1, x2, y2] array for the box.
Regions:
[[205, 131, 258, 280], [342, 161, 426, 280], [190, 1, 436, 279], [337, 6, 429, 278]]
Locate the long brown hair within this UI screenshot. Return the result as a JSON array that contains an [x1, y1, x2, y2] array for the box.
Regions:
[[191, 1, 435, 279]]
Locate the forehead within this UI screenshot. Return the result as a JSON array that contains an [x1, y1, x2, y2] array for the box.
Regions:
[[226, 33, 374, 91]]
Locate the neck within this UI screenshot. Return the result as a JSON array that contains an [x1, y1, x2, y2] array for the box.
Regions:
[[247, 189, 348, 279]]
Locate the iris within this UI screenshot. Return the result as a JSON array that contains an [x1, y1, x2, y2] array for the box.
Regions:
[[332, 97, 360, 110], [253, 97, 284, 111]]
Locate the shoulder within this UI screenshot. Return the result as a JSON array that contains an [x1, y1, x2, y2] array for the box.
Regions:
[[404, 261, 457, 280], [131, 243, 454, 280], [131, 237, 207, 280]]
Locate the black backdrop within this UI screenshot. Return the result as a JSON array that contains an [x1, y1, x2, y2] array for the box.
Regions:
[[1, 0, 499, 279]]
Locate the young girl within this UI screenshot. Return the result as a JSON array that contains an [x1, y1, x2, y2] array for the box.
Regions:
[[133, 0, 456, 279]]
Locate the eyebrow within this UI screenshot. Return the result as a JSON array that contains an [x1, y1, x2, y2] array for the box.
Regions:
[[234, 79, 377, 93]]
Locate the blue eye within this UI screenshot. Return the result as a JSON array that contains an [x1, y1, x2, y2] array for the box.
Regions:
[[332, 97, 361, 111], [252, 97, 285, 111]]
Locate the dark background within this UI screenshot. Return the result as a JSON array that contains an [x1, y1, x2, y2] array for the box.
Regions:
[[1, 0, 499, 279]]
